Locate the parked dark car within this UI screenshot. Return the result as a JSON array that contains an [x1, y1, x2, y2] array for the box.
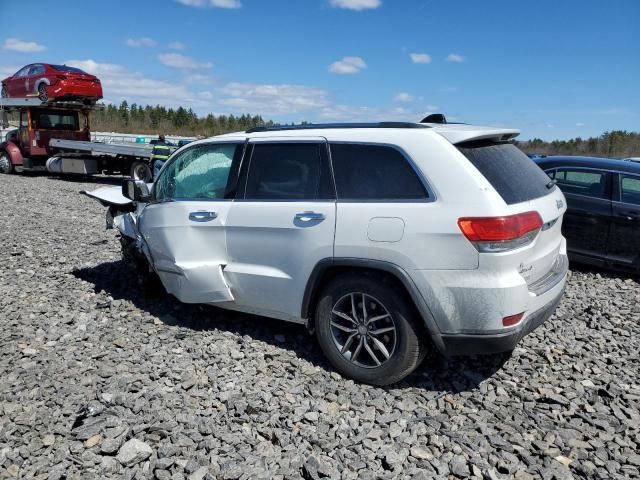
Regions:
[[535, 156, 640, 271]]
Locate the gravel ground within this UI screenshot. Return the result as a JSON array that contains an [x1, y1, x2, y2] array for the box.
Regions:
[[1, 173, 639, 480]]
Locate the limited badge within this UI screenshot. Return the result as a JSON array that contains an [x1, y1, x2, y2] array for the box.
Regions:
[[556, 199, 564, 210]]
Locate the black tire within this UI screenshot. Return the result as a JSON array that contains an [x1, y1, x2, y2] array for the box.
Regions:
[[130, 161, 152, 182], [1, 84, 7, 98], [0, 152, 14, 174], [37, 83, 48, 102], [315, 274, 427, 386]]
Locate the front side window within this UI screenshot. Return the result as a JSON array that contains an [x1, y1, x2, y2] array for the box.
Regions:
[[244, 143, 333, 200], [34, 110, 79, 130], [554, 169, 609, 199], [620, 175, 640, 205], [154, 143, 238, 201], [330, 143, 427, 200], [14, 66, 30, 77]]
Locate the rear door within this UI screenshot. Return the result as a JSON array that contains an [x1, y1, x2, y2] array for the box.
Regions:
[[225, 138, 336, 321], [551, 168, 612, 261], [137, 142, 243, 303], [607, 173, 640, 267]]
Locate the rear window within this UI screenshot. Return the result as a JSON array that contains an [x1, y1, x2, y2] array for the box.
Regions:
[[457, 141, 554, 205], [50, 65, 87, 74], [33, 110, 79, 130]]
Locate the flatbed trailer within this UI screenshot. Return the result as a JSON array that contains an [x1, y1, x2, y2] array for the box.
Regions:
[[0, 97, 176, 180]]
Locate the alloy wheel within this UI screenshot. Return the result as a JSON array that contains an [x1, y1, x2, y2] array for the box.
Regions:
[[330, 292, 397, 368], [38, 84, 48, 102]]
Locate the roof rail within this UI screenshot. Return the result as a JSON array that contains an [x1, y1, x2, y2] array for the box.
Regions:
[[246, 122, 430, 133]]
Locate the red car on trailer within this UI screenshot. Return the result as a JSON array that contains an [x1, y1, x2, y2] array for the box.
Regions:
[[1, 63, 102, 104]]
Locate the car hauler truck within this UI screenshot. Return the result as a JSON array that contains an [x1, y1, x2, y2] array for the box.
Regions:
[[0, 97, 172, 181]]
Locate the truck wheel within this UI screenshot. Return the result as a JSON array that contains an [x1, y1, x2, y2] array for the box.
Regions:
[[130, 162, 152, 182], [0, 152, 14, 174], [315, 274, 427, 386], [38, 83, 48, 102]]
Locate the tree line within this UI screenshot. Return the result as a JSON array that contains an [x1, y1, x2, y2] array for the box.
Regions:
[[517, 130, 640, 158], [90, 101, 274, 137]]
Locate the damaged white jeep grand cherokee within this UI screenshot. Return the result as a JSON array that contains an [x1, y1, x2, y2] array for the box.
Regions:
[[86, 120, 568, 385]]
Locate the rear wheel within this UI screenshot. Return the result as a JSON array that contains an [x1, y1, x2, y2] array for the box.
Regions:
[[37, 83, 48, 102], [315, 274, 427, 386], [130, 161, 152, 182], [0, 152, 14, 174]]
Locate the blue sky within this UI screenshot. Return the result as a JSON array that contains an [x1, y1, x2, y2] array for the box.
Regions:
[[0, 0, 638, 140]]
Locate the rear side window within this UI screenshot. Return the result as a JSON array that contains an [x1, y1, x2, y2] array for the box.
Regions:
[[34, 110, 79, 130], [554, 169, 609, 199], [621, 175, 640, 205], [330, 143, 428, 200], [244, 143, 334, 200], [457, 142, 554, 205]]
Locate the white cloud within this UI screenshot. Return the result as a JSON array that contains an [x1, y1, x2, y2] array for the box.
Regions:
[[329, 56, 367, 75], [576, 122, 585, 127], [168, 41, 185, 50], [186, 73, 216, 84], [410, 53, 431, 64], [446, 53, 465, 63], [176, 0, 241, 8], [3, 38, 47, 53], [158, 53, 213, 69], [393, 92, 413, 102], [126, 37, 157, 48], [65, 59, 207, 106], [218, 82, 329, 114], [330, 0, 381, 10]]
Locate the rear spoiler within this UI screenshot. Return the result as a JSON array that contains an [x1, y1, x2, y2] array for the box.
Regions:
[[430, 126, 520, 145]]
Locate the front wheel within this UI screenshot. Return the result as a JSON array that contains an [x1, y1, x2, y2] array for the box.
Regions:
[[0, 152, 14, 174], [130, 161, 152, 182], [315, 274, 427, 386], [37, 83, 48, 102]]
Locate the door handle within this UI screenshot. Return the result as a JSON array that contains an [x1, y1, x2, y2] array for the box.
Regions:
[[189, 211, 217, 222], [294, 211, 325, 221]]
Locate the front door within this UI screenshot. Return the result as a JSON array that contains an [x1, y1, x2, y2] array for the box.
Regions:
[[137, 142, 243, 304], [552, 168, 612, 261], [224, 139, 336, 321], [607, 173, 640, 267]]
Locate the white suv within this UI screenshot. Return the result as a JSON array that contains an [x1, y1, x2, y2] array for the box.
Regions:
[[88, 121, 568, 385]]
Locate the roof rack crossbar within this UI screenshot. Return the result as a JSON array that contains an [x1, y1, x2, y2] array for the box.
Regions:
[[246, 122, 430, 133]]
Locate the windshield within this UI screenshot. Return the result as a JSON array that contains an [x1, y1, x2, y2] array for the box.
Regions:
[[458, 141, 556, 205], [50, 65, 87, 74]]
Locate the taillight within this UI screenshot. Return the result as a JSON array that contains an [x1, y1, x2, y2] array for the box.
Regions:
[[458, 211, 543, 252]]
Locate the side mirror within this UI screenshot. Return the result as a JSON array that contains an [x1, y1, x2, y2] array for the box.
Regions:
[[122, 179, 151, 203]]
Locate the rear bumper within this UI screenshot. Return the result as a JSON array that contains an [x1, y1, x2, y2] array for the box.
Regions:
[[50, 80, 102, 99], [439, 286, 564, 355]]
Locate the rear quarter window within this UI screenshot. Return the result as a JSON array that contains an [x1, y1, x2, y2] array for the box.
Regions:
[[330, 143, 428, 200], [457, 141, 555, 205]]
